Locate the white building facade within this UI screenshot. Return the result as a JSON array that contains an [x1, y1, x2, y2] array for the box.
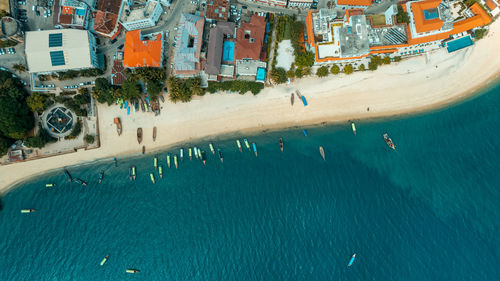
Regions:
[[287, 0, 314, 8], [118, 0, 163, 31]]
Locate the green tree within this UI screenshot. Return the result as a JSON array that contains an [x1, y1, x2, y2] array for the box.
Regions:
[[24, 128, 56, 149], [74, 93, 90, 106], [286, 68, 295, 79], [302, 67, 312, 76], [474, 28, 486, 39], [396, 5, 409, 24], [65, 120, 82, 140], [84, 134, 95, 144], [316, 66, 329, 77], [185, 77, 204, 96], [295, 68, 304, 78], [330, 64, 340, 74], [0, 71, 34, 139], [358, 64, 366, 71], [78, 87, 89, 95], [368, 61, 378, 71], [121, 78, 141, 101], [0, 10, 9, 18], [394, 56, 402, 62], [12, 63, 26, 73], [383, 56, 391, 64], [371, 55, 383, 66], [0, 136, 9, 157], [343, 64, 354, 75], [26, 94, 48, 112], [93, 78, 117, 105], [270, 67, 288, 84], [167, 77, 191, 103], [295, 51, 315, 68]]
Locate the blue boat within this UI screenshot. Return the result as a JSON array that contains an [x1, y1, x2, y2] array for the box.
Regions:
[[127, 106, 130, 115], [302, 129, 308, 136], [348, 253, 356, 267], [124, 101, 128, 108], [252, 143, 258, 157], [301, 96, 308, 106]]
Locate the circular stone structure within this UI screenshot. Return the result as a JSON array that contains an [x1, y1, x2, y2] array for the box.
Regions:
[[42, 104, 76, 138], [1, 17, 23, 40]]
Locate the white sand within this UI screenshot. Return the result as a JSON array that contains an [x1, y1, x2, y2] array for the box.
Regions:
[[2, 20, 500, 194], [275, 40, 295, 71]]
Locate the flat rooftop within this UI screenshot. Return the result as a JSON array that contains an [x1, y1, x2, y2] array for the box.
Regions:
[[339, 15, 369, 58], [120, 0, 158, 22]]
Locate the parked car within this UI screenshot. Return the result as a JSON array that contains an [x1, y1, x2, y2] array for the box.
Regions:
[[242, 5, 247, 9], [0, 49, 5, 55], [118, 44, 124, 50], [36, 10, 40, 16], [170, 63, 174, 69], [110, 38, 117, 44]]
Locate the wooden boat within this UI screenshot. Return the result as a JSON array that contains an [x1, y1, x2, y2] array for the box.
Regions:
[[129, 166, 136, 181], [113, 118, 122, 136], [75, 178, 87, 186], [137, 128, 143, 144], [142, 145, 145, 154], [180, 148, 184, 161], [244, 138, 250, 150], [150, 173, 155, 184], [45, 183, 55, 188], [174, 155, 178, 169], [209, 143, 215, 154], [279, 138, 284, 152], [201, 151, 206, 165], [20, 208, 36, 213], [319, 146, 325, 160], [291, 93, 294, 105], [64, 169, 72, 182], [154, 156, 158, 170], [126, 269, 140, 274], [194, 146, 199, 159], [167, 154, 171, 168], [100, 255, 109, 266], [159, 94, 165, 103], [351, 122, 357, 135], [296, 90, 302, 99], [153, 127, 157, 142], [140, 99, 145, 112], [383, 133, 396, 150], [218, 149, 223, 163], [189, 147, 192, 160], [159, 165, 163, 178], [98, 171, 104, 184]]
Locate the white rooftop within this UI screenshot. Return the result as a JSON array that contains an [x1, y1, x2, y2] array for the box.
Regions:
[[25, 29, 93, 73]]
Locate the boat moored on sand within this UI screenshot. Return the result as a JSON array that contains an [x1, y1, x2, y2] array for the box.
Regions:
[[113, 118, 122, 136], [383, 133, 396, 150], [137, 128, 143, 144], [153, 127, 157, 142], [21, 209, 36, 213]]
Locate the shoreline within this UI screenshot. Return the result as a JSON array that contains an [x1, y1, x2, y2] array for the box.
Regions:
[[2, 20, 500, 195]]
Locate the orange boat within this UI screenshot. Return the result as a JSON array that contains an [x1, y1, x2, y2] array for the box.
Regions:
[[113, 118, 122, 136]]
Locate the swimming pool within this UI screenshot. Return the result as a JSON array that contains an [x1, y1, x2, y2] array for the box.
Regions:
[[423, 8, 439, 20], [446, 36, 473, 53], [256, 67, 266, 82], [222, 41, 234, 62]]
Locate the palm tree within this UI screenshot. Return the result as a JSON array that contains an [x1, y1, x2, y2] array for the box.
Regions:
[[12, 63, 26, 73]]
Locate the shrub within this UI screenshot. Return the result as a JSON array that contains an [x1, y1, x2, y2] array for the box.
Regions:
[[343, 64, 354, 75], [84, 134, 95, 144], [383, 56, 391, 64], [330, 65, 340, 74], [396, 5, 409, 24], [358, 64, 366, 71], [270, 67, 288, 84], [393, 56, 402, 62], [65, 120, 82, 140], [368, 61, 378, 71], [474, 28, 486, 40], [316, 66, 329, 77]]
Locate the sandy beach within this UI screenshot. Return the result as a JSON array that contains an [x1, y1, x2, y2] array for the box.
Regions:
[[1, 19, 500, 194]]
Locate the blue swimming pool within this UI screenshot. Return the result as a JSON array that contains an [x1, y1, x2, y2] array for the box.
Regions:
[[222, 41, 234, 62], [446, 36, 473, 53], [256, 67, 266, 82], [423, 8, 439, 20]]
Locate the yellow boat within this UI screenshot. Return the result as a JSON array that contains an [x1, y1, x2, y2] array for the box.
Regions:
[[126, 269, 140, 274], [236, 140, 242, 152], [174, 155, 178, 169], [45, 183, 54, 188], [189, 148, 192, 160], [159, 165, 163, 178], [100, 255, 109, 266], [209, 143, 215, 154], [154, 156, 158, 170], [150, 173, 156, 184], [21, 209, 36, 213]]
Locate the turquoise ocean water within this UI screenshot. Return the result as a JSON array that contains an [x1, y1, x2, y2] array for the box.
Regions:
[[1, 83, 500, 280]]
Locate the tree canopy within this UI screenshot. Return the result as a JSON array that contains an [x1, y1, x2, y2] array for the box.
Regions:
[[330, 65, 340, 74], [343, 64, 354, 75], [396, 5, 409, 24], [270, 67, 288, 84], [316, 66, 329, 77], [121, 78, 142, 101]]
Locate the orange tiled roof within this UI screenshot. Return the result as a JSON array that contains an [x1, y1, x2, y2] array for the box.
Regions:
[[336, 0, 371, 6], [235, 14, 266, 60], [345, 9, 364, 21], [61, 6, 74, 15], [94, 11, 119, 35], [485, 0, 498, 11], [411, 0, 443, 34], [124, 30, 163, 68]]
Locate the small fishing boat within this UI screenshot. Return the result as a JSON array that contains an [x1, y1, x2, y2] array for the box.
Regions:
[[113, 118, 122, 136], [180, 148, 184, 161], [301, 96, 308, 106], [209, 143, 215, 154], [100, 255, 109, 266], [198, 148, 202, 159], [194, 146, 199, 158], [244, 138, 250, 150], [142, 146, 145, 155], [45, 183, 54, 188], [279, 138, 284, 152], [348, 253, 356, 267], [218, 149, 223, 163], [159, 94, 165, 103], [351, 122, 357, 135], [137, 128, 143, 144], [236, 139, 242, 152], [150, 173, 156, 184], [130, 166, 136, 181], [127, 106, 130, 115], [154, 156, 158, 170], [167, 154, 171, 168], [201, 151, 207, 165], [134, 101, 139, 112], [98, 171, 104, 184], [189, 147, 193, 160], [319, 146, 325, 160], [295, 90, 302, 99], [20, 209, 36, 213], [75, 178, 87, 186], [174, 155, 178, 169], [140, 100, 145, 112], [126, 269, 140, 274], [113, 157, 118, 167], [252, 143, 258, 157], [159, 165, 163, 178], [302, 129, 308, 136], [153, 127, 157, 142], [64, 169, 72, 182], [383, 133, 396, 150], [291, 93, 294, 105]]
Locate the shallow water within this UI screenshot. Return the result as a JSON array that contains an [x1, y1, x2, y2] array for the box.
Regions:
[[1, 83, 500, 280]]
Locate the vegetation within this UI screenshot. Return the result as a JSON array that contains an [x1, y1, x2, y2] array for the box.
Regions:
[[343, 64, 354, 75], [80, 68, 104, 77], [26, 93, 51, 113], [0, 70, 35, 143], [93, 78, 118, 105], [54, 96, 88, 117], [302, 67, 312, 76], [474, 28, 487, 40], [56, 68, 104, 80], [0, 39, 17, 48], [270, 67, 288, 84], [383, 56, 391, 64], [12, 64, 26, 73], [206, 80, 264, 95], [295, 51, 315, 68], [121, 78, 142, 101], [396, 5, 410, 24], [368, 61, 378, 71], [286, 68, 296, 79], [65, 120, 82, 140], [24, 128, 56, 149], [84, 134, 95, 144], [0, 137, 9, 156], [358, 64, 366, 71], [74, 93, 91, 106], [330, 65, 340, 75], [316, 66, 329, 77], [394, 56, 402, 62], [276, 15, 314, 69], [0, 9, 9, 17], [167, 77, 195, 103], [295, 68, 304, 78]]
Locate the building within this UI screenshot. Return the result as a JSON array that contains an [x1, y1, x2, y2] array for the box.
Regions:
[[123, 30, 164, 68], [25, 29, 99, 73], [205, 21, 235, 80], [485, 0, 499, 16], [206, 0, 230, 22], [93, 0, 122, 38], [118, 0, 163, 31], [335, 0, 372, 9], [173, 13, 205, 78], [287, 0, 314, 8], [252, 0, 287, 8], [235, 14, 266, 61], [111, 51, 128, 85], [235, 59, 267, 82], [54, 0, 91, 29], [0, 16, 24, 43]]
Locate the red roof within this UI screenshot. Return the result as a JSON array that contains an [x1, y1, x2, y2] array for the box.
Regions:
[[411, 0, 443, 34], [93, 11, 119, 36], [485, 0, 498, 11], [124, 30, 163, 68], [336, 0, 371, 6], [206, 0, 229, 21], [111, 59, 127, 85], [235, 14, 266, 61]]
